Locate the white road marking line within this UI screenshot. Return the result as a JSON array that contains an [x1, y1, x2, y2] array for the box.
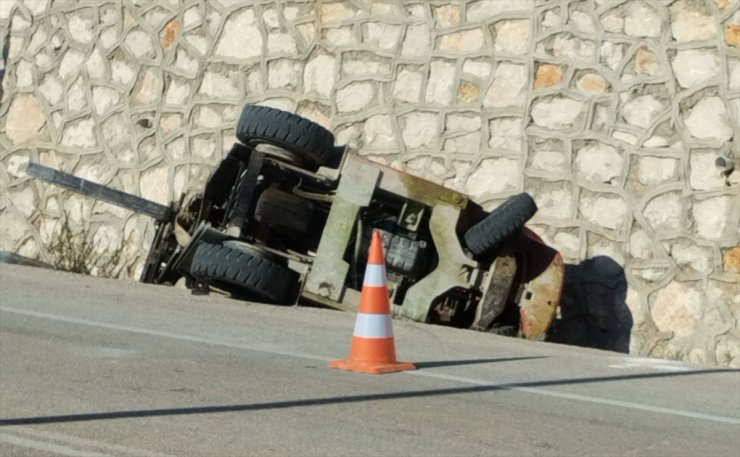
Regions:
[[0, 431, 112, 457], [608, 357, 692, 372], [4, 426, 176, 457], [0, 306, 330, 363], [2, 306, 739, 426], [411, 371, 740, 425]]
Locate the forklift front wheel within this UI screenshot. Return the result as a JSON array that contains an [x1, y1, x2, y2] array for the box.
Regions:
[[190, 241, 298, 304]]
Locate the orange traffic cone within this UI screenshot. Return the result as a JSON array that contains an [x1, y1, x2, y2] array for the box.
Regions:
[[330, 230, 415, 374]]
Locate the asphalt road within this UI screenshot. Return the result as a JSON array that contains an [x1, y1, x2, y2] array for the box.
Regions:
[[1, 264, 738, 457]]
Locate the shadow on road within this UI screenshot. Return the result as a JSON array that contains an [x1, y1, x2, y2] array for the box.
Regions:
[[549, 256, 632, 353], [414, 356, 546, 369], [2, 368, 736, 426]]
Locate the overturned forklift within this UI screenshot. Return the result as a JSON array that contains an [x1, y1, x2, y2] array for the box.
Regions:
[[29, 105, 565, 339]]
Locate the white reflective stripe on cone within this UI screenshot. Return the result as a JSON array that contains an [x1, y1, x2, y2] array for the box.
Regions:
[[353, 313, 394, 338], [363, 263, 387, 287]]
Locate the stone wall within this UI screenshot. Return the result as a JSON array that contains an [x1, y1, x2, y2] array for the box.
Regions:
[[1, 0, 738, 366]]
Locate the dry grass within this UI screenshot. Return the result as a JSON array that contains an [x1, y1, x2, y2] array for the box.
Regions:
[[45, 211, 124, 278]]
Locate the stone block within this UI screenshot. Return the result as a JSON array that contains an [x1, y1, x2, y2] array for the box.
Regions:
[[215, 9, 262, 59], [492, 20, 530, 56], [574, 142, 623, 185], [140, 165, 171, 205], [727, 24, 740, 47], [268, 59, 302, 90], [531, 96, 585, 130], [669, 239, 714, 274], [363, 22, 402, 49], [9, 187, 36, 218], [443, 133, 480, 153], [723, 247, 740, 273], [267, 33, 297, 54], [342, 52, 392, 77], [61, 118, 97, 149], [671, 49, 719, 89], [183, 7, 201, 28], [425, 60, 456, 105], [92, 86, 120, 115], [323, 26, 354, 46], [622, 95, 666, 128], [434, 5, 461, 28], [644, 192, 683, 233], [579, 193, 628, 231], [320, 2, 357, 22], [400, 112, 439, 149], [629, 228, 653, 260], [600, 41, 624, 70], [689, 151, 727, 190], [625, 1, 661, 38], [59, 49, 85, 81], [336, 82, 374, 112], [576, 73, 608, 95], [670, 0, 716, 42], [692, 195, 735, 240], [363, 115, 397, 149], [86, 48, 107, 80], [134, 70, 162, 105], [446, 114, 481, 133], [5, 94, 47, 145], [551, 34, 595, 60], [466, 158, 519, 197], [530, 180, 574, 220], [651, 281, 701, 337], [569, 9, 595, 33], [111, 54, 137, 85], [438, 29, 485, 53], [392, 68, 422, 103], [304, 55, 336, 98], [533, 64, 562, 89], [636, 156, 678, 186], [165, 78, 191, 105], [484, 62, 527, 108], [488, 118, 522, 151], [125, 29, 154, 58], [401, 24, 430, 57], [634, 47, 660, 76], [458, 81, 480, 103], [466, 0, 534, 21], [462, 59, 491, 80], [684, 97, 733, 141]]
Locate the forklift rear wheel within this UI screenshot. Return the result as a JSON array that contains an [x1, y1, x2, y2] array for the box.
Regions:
[[236, 105, 335, 170], [463, 193, 537, 257], [190, 241, 298, 303]]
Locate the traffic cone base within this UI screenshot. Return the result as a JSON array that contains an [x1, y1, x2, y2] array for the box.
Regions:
[[330, 230, 415, 375], [330, 337, 415, 374], [329, 358, 416, 374]]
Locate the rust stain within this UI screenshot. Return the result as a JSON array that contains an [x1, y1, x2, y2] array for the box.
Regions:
[[519, 251, 564, 340], [635, 47, 657, 75], [162, 19, 180, 49], [726, 24, 740, 47], [723, 246, 740, 273], [533, 64, 562, 89], [459, 80, 479, 103], [714, 0, 731, 10]]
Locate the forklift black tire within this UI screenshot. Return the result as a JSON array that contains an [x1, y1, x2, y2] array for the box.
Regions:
[[463, 193, 537, 257], [190, 241, 298, 304], [236, 105, 335, 169]]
